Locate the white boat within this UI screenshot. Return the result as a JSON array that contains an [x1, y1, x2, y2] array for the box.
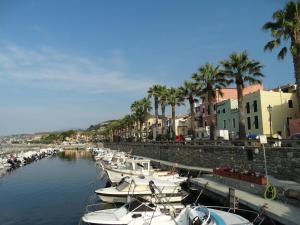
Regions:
[[104, 158, 185, 184], [95, 176, 188, 204], [81, 199, 255, 225]]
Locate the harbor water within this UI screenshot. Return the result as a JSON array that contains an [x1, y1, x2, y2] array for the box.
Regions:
[[0, 149, 281, 225], [0, 150, 105, 225]]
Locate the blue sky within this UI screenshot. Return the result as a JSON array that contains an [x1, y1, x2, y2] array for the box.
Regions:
[[0, 0, 293, 135]]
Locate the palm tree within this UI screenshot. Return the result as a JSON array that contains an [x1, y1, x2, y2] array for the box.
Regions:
[[148, 85, 163, 140], [141, 97, 152, 141], [263, 1, 300, 111], [158, 85, 168, 136], [107, 120, 122, 142], [166, 87, 184, 140], [130, 98, 151, 142], [179, 80, 201, 140], [122, 114, 135, 139], [220, 51, 264, 139], [130, 100, 144, 141], [193, 63, 227, 140]]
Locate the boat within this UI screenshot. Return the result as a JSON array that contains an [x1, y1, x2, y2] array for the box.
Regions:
[[103, 158, 185, 184], [81, 199, 255, 225], [95, 176, 188, 203]]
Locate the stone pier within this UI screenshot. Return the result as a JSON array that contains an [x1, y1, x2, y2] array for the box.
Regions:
[[104, 142, 300, 183]]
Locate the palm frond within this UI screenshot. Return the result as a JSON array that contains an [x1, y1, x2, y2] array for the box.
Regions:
[[264, 39, 281, 51], [277, 47, 288, 60]]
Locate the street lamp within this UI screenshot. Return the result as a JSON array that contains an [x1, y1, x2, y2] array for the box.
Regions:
[[267, 105, 273, 137]]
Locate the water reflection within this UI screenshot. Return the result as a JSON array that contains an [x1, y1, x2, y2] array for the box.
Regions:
[[0, 152, 105, 225], [59, 150, 93, 160]]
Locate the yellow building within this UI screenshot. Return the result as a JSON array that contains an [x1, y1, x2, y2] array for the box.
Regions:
[[243, 89, 299, 138]]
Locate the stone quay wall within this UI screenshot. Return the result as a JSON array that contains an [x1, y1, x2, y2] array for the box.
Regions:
[[104, 142, 300, 183], [0, 143, 89, 155], [0, 144, 51, 155]]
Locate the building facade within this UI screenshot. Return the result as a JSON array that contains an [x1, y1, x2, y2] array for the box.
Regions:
[[216, 99, 239, 139], [243, 89, 299, 138], [195, 84, 263, 139], [175, 115, 191, 136]]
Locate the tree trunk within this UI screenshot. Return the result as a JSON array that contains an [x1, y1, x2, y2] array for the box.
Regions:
[[145, 118, 149, 142], [208, 91, 215, 140], [135, 121, 139, 141], [161, 105, 166, 135], [172, 104, 176, 141], [292, 47, 300, 113], [237, 82, 246, 139], [139, 120, 143, 141], [189, 97, 195, 140], [154, 97, 159, 140]]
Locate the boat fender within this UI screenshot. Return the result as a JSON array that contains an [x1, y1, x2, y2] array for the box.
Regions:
[[149, 180, 156, 194], [132, 214, 142, 218]]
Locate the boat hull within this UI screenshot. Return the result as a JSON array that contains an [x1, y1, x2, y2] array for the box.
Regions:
[[106, 168, 146, 184], [96, 192, 185, 204]]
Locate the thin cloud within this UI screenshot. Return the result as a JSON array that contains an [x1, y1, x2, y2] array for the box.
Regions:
[[0, 42, 154, 93]]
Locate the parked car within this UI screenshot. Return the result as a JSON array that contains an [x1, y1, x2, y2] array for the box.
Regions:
[[184, 135, 192, 142], [284, 133, 300, 147], [289, 133, 300, 140]]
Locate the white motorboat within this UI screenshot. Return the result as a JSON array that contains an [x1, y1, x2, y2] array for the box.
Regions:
[[81, 199, 255, 225], [104, 158, 186, 184], [95, 176, 188, 204]]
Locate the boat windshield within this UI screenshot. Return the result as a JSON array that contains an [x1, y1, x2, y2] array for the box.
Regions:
[[125, 162, 133, 170], [189, 207, 210, 225], [196, 207, 210, 221], [142, 162, 149, 170], [125, 200, 155, 212], [116, 180, 130, 191]]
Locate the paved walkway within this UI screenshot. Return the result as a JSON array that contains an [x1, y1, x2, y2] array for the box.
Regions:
[[191, 177, 300, 225]]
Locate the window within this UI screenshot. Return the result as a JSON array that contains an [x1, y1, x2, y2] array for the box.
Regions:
[[288, 100, 293, 108], [223, 120, 226, 129], [247, 117, 251, 129], [233, 118, 236, 128], [253, 100, 258, 112], [222, 108, 226, 113], [246, 102, 250, 114], [217, 110, 220, 114], [213, 104, 216, 110], [254, 116, 259, 129]]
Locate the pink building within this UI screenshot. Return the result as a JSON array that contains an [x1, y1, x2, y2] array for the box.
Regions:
[[289, 118, 300, 135], [195, 84, 263, 138]]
